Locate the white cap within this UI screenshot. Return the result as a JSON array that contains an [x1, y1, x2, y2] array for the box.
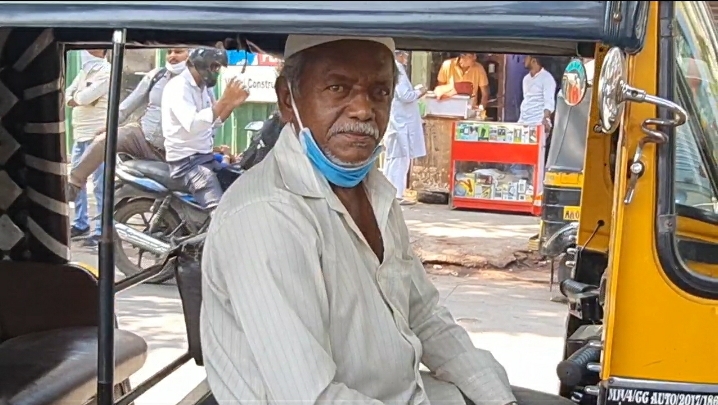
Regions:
[[284, 35, 395, 59]]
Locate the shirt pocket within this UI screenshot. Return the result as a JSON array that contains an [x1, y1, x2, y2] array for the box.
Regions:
[[379, 255, 415, 322]]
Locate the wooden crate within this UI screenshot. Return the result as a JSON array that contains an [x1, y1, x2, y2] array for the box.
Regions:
[[411, 116, 457, 193]]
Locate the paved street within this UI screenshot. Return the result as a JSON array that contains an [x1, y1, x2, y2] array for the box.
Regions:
[[72, 191, 564, 404]]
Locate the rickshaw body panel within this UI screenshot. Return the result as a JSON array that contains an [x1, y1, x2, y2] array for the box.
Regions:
[[0, 1, 648, 54], [600, 2, 718, 385]]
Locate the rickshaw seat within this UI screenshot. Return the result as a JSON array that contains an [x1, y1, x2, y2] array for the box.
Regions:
[[0, 262, 148, 405], [0, 326, 147, 405], [122, 159, 189, 192]]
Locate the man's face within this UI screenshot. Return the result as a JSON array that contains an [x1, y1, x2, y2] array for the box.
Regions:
[[86, 49, 106, 59], [167, 48, 189, 65], [458, 53, 476, 68], [396, 52, 409, 66], [277, 40, 395, 166], [524, 56, 534, 69]]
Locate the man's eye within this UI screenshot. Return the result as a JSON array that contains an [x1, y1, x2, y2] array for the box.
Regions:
[[328, 85, 345, 92]]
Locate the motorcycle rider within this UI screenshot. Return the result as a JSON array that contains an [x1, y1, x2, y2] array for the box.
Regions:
[[66, 48, 197, 202], [161, 47, 249, 208]]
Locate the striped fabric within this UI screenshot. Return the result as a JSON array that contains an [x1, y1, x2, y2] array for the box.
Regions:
[[200, 124, 516, 405]]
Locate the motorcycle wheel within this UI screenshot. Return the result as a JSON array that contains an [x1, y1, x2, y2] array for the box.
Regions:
[[114, 198, 184, 284]]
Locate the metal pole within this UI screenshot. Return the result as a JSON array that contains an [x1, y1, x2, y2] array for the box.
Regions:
[[97, 28, 126, 405]]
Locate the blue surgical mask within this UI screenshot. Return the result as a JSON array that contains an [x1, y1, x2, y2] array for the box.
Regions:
[[288, 85, 383, 188]]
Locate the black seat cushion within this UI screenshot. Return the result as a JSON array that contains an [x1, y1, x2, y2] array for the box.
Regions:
[[0, 326, 147, 405], [123, 160, 188, 193]]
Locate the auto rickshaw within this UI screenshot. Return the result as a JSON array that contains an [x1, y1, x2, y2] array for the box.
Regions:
[[0, 2, 717, 405], [535, 58, 594, 293]]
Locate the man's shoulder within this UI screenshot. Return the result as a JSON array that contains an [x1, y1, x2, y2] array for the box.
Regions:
[[540, 69, 556, 83], [440, 59, 453, 70], [214, 158, 310, 225], [161, 75, 187, 100], [472, 63, 487, 75], [92, 62, 112, 78]]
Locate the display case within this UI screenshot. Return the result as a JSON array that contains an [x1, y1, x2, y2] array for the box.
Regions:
[[449, 120, 544, 215]]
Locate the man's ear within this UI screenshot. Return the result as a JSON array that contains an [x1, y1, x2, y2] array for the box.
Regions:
[[275, 76, 294, 124]]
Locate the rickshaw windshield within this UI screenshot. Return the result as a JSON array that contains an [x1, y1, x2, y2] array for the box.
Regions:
[[675, 1, 718, 173]]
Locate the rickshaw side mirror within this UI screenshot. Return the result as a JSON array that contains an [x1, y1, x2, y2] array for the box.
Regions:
[[597, 47, 687, 134], [561, 58, 589, 107], [596, 46, 689, 204]]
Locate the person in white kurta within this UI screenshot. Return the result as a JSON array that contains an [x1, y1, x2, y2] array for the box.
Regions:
[[200, 35, 575, 405], [383, 51, 427, 203]]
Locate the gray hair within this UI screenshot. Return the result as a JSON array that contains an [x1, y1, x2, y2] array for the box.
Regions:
[[280, 50, 400, 96]]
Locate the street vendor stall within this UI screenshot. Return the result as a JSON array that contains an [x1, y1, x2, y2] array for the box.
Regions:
[[450, 120, 544, 215]]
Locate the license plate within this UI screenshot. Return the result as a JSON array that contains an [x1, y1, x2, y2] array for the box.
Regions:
[[563, 206, 581, 221]]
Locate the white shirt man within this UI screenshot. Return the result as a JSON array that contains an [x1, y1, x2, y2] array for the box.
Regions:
[[518, 58, 556, 126], [65, 49, 111, 241], [161, 68, 218, 163], [201, 35, 574, 405], [161, 47, 247, 208], [66, 51, 111, 142], [518, 57, 557, 196], [383, 52, 427, 204]]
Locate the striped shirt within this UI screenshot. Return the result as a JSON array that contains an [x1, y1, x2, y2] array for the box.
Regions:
[[200, 124, 516, 405]]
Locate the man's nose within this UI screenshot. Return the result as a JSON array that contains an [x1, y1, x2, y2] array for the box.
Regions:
[[345, 93, 375, 122]]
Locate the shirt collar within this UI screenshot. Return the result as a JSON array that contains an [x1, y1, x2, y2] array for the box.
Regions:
[[273, 124, 396, 225], [180, 68, 202, 89]]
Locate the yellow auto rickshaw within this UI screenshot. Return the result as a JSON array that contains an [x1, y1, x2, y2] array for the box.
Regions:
[[0, 2, 717, 405], [537, 58, 594, 294]]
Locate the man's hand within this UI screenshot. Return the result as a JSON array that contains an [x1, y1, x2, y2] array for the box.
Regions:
[[221, 78, 250, 108], [67, 99, 79, 107], [95, 128, 106, 136], [542, 116, 553, 131], [214, 145, 231, 155]]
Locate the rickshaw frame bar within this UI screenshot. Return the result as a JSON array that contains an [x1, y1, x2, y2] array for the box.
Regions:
[[97, 28, 127, 405]]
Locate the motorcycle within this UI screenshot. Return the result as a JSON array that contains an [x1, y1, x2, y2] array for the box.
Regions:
[[113, 152, 242, 283]]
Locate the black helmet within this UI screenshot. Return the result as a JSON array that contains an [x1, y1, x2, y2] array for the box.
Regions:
[[188, 47, 228, 88]]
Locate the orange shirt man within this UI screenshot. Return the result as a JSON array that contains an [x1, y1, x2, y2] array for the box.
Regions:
[[436, 53, 490, 108]]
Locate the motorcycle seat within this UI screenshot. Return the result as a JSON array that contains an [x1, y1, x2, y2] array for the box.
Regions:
[[123, 160, 189, 192]]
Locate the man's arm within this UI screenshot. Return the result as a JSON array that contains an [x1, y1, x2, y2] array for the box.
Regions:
[[117, 70, 154, 125], [542, 73, 557, 121], [72, 68, 110, 106], [204, 201, 384, 405], [395, 68, 424, 104], [65, 73, 81, 105], [476, 64, 490, 108], [162, 80, 232, 137], [395, 208, 516, 405], [437, 60, 450, 86]]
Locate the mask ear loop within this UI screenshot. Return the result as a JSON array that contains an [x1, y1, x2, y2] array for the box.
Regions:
[[287, 84, 304, 130]]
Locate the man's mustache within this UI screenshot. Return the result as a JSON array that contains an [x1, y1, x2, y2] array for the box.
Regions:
[[328, 122, 380, 140]]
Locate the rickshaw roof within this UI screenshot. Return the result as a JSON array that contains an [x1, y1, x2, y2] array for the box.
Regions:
[[0, 1, 648, 55]]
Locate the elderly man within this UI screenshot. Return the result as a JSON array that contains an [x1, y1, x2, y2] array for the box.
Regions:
[[200, 35, 574, 405], [67, 48, 190, 204], [383, 50, 427, 205]]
